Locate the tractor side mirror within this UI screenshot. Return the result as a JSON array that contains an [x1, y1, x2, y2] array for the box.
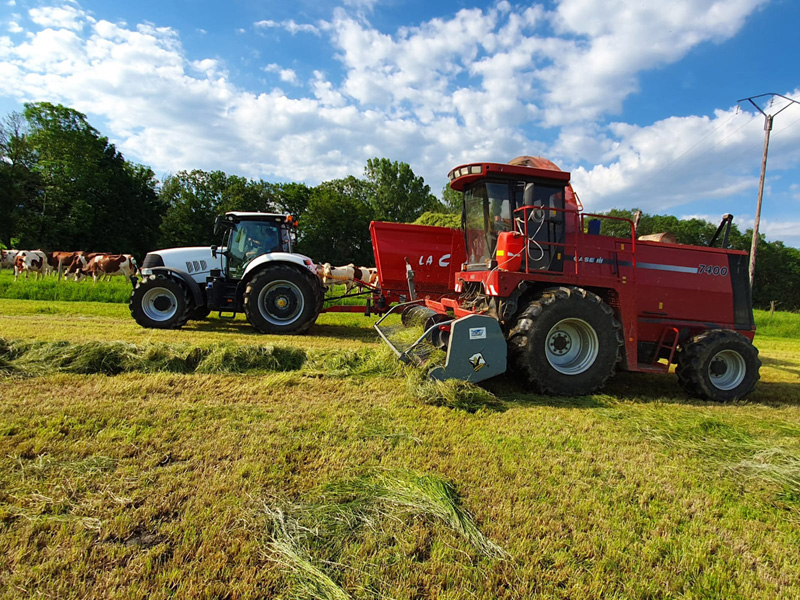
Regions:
[[213, 215, 223, 235]]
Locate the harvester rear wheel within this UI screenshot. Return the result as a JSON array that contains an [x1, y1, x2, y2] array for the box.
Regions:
[[244, 265, 320, 334], [507, 286, 623, 396], [676, 329, 760, 402]]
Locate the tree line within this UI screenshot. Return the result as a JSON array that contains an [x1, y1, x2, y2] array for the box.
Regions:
[[0, 103, 441, 266], [2, 102, 797, 310]]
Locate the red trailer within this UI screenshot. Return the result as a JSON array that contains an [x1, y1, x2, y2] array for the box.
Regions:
[[321, 221, 466, 314]]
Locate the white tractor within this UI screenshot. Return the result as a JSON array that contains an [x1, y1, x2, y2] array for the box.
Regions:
[[130, 212, 324, 334]]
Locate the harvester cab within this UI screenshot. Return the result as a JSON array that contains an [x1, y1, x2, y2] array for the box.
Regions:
[[377, 156, 761, 402]]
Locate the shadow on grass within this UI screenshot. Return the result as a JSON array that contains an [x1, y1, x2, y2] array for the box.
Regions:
[[482, 369, 800, 409], [183, 319, 378, 342], [761, 356, 800, 378]]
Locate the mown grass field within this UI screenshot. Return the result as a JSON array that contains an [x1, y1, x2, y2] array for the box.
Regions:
[[1, 277, 799, 599]]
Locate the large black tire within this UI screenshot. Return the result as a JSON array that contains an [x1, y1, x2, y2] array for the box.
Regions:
[[507, 286, 623, 396], [676, 329, 760, 402], [129, 275, 191, 329], [243, 265, 320, 334]]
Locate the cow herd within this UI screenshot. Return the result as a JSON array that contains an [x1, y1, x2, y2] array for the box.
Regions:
[[317, 263, 379, 292], [0, 249, 138, 284], [0, 248, 381, 293]]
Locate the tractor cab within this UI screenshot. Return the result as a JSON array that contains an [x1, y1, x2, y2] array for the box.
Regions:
[[449, 157, 577, 273], [213, 212, 296, 278]]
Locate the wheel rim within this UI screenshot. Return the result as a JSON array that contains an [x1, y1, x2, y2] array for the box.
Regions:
[[141, 287, 178, 321], [545, 318, 599, 375], [708, 349, 746, 390], [257, 279, 304, 326]]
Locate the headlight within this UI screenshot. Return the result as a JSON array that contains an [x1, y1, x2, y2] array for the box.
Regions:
[[140, 268, 153, 276]]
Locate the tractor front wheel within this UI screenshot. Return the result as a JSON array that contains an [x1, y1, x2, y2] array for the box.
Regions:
[[676, 329, 760, 402], [129, 275, 191, 329], [243, 265, 320, 334], [508, 286, 623, 395]]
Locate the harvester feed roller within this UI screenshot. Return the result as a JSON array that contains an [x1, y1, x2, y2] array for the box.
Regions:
[[375, 301, 507, 384]]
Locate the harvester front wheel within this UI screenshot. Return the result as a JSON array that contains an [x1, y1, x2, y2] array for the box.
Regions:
[[508, 286, 623, 395], [676, 329, 760, 402], [129, 274, 191, 329], [244, 265, 320, 334]]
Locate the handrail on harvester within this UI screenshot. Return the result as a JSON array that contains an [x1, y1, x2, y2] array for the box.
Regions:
[[513, 205, 580, 276], [512, 205, 638, 281]]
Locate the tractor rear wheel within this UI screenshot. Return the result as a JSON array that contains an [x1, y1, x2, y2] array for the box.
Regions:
[[129, 274, 191, 329], [676, 329, 760, 402], [507, 286, 623, 396], [243, 265, 320, 334]]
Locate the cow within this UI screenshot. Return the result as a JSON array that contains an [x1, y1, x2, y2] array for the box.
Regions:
[[1, 249, 19, 269], [13, 250, 48, 281], [46, 251, 84, 281], [78, 254, 138, 285], [66, 252, 104, 281], [318, 263, 379, 293]]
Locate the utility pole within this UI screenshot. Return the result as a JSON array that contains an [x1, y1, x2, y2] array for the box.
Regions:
[[737, 93, 800, 290]]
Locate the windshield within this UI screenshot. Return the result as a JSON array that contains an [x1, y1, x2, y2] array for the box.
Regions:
[[226, 221, 283, 277], [464, 182, 511, 264]]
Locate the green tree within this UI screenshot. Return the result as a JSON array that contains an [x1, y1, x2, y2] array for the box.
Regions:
[[441, 182, 462, 214], [295, 177, 375, 265], [158, 170, 230, 248], [364, 157, 441, 223], [0, 112, 41, 248], [1, 102, 161, 255], [274, 182, 312, 218]]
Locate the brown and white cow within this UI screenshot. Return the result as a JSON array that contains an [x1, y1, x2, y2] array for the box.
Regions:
[[66, 252, 104, 281], [13, 250, 48, 281], [1, 249, 19, 269], [46, 251, 84, 281], [319, 263, 379, 292], [78, 254, 138, 284]]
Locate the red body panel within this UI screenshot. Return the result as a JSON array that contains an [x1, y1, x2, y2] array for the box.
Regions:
[[370, 221, 466, 302]]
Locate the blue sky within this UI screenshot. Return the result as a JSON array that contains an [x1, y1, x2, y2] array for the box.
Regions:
[[1, 0, 799, 246]]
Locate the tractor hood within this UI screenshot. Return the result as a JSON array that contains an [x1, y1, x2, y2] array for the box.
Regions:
[[141, 246, 219, 283]]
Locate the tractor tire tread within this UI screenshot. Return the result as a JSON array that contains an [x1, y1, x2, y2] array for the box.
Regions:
[[507, 286, 623, 395], [675, 329, 760, 402], [243, 264, 321, 335], [129, 274, 191, 330]]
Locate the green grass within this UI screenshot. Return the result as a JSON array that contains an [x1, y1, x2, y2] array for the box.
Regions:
[[0, 269, 133, 303], [0, 297, 799, 598]]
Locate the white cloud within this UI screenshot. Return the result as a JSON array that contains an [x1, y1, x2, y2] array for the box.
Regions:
[[540, 0, 769, 125], [265, 63, 299, 85], [28, 4, 93, 31], [2, 0, 798, 248], [254, 19, 319, 36], [8, 21, 22, 33]]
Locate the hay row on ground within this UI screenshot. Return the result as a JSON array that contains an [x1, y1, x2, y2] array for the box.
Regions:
[[0, 337, 502, 413]]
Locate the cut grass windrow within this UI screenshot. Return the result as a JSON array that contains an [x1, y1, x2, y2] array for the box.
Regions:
[[264, 507, 351, 600], [260, 469, 507, 598], [1, 337, 503, 416], [322, 469, 509, 560]]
